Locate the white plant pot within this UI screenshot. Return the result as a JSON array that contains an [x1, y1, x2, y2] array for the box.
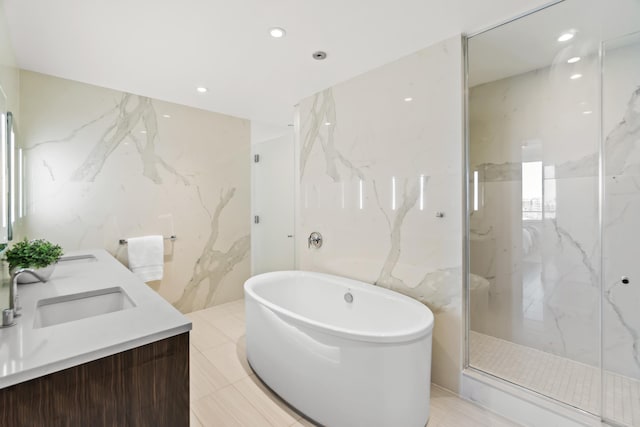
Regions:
[[14, 264, 56, 284]]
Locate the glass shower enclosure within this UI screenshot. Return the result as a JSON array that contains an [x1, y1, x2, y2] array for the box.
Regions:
[[465, 0, 640, 425]]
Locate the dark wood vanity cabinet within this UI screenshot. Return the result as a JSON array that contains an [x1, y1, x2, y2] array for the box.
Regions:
[[0, 332, 189, 427]]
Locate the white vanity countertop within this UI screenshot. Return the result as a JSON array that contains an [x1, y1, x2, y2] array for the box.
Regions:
[[0, 249, 191, 389]]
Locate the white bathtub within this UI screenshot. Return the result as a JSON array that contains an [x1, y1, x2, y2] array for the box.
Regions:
[[244, 271, 434, 427]]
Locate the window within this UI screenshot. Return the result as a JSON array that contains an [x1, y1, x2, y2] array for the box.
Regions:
[[522, 161, 556, 220], [522, 161, 543, 220]]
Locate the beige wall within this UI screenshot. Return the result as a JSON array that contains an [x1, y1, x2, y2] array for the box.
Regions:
[[19, 71, 250, 313], [296, 35, 463, 392]]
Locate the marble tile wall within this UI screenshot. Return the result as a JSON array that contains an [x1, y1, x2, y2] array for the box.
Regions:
[[296, 36, 463, 392], [469, 41, 640, 379], [19, 71, 250, 313], [469, 53, 601, 369]]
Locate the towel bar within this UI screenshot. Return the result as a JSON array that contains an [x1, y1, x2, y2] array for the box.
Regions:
[[119, 235, 177, 245]]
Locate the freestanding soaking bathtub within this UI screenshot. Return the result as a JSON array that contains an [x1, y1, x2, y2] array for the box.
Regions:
[[244, 271, 434, 427]]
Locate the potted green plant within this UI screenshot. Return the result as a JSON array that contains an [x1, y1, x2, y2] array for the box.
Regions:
[[5, 238, 64, 283]]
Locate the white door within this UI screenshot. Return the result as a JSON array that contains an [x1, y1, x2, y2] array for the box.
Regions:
[[251, 133, 295, 274]]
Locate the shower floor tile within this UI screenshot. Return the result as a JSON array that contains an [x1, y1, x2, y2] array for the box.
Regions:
[[470, 331, 640, 426]]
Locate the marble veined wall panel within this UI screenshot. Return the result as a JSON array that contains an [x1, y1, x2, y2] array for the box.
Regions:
[[470, 42, 640, 378], [469, 53, 601, 367], [19, 71, 250, 313], [297, 36, 463, 392]]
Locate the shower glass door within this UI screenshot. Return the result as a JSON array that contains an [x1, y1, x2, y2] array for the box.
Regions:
[[602, 31, 640, 427], [467, 0, 602, 413], [467, 0, 640, 421]]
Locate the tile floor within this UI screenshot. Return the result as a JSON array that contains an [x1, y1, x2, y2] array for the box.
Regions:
[[470, 331, 640, 426], [187, 299, 520, 426]]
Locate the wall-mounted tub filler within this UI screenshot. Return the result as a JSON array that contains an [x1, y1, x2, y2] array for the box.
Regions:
[[308, 232, 323, 248]]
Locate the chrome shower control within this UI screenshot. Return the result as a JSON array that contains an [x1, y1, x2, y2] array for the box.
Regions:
[[622, 276, 630, 285], [308, 232, 323, 249]]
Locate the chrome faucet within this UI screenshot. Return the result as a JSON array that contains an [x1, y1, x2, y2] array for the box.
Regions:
[[9, 268, 47, 318]]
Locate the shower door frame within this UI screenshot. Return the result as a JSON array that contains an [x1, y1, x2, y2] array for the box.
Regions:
[[461, 0, 612, 423]]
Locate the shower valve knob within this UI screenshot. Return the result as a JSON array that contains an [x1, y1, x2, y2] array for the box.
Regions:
[[308, 232, 323, 249], [622, 276, 630, 285]]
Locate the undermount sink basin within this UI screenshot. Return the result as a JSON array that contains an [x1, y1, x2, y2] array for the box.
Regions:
[[33, 287, 135, 329]]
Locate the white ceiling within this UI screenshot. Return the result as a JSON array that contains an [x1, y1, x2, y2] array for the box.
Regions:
[[4, 0, 552, 126]]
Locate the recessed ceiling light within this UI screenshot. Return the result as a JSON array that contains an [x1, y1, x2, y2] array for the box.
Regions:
[[140, 130, 147, 134], [269, 27, 286, 38], [162, 114, 171, 118], [196, 87, 208, 93], [558, 32, 574, 42], [583, 110, 593, 115], [404, 97, 413, 102], [567, 56, 581, 64], [324, 122, 331, 126], [570, 73, 582, 80]]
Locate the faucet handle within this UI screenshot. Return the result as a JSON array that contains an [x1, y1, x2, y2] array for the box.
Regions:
[[2, 309, 15, 327]]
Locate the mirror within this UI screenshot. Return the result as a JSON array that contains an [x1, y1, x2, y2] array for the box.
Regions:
[[7, 111, 14, 241], [4, 111, 24, 242], [0, 92, 7, 311], [0, 98, 8, 243]]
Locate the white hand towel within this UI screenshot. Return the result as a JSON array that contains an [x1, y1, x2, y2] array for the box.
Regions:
[[127, 235, 164, 282]]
